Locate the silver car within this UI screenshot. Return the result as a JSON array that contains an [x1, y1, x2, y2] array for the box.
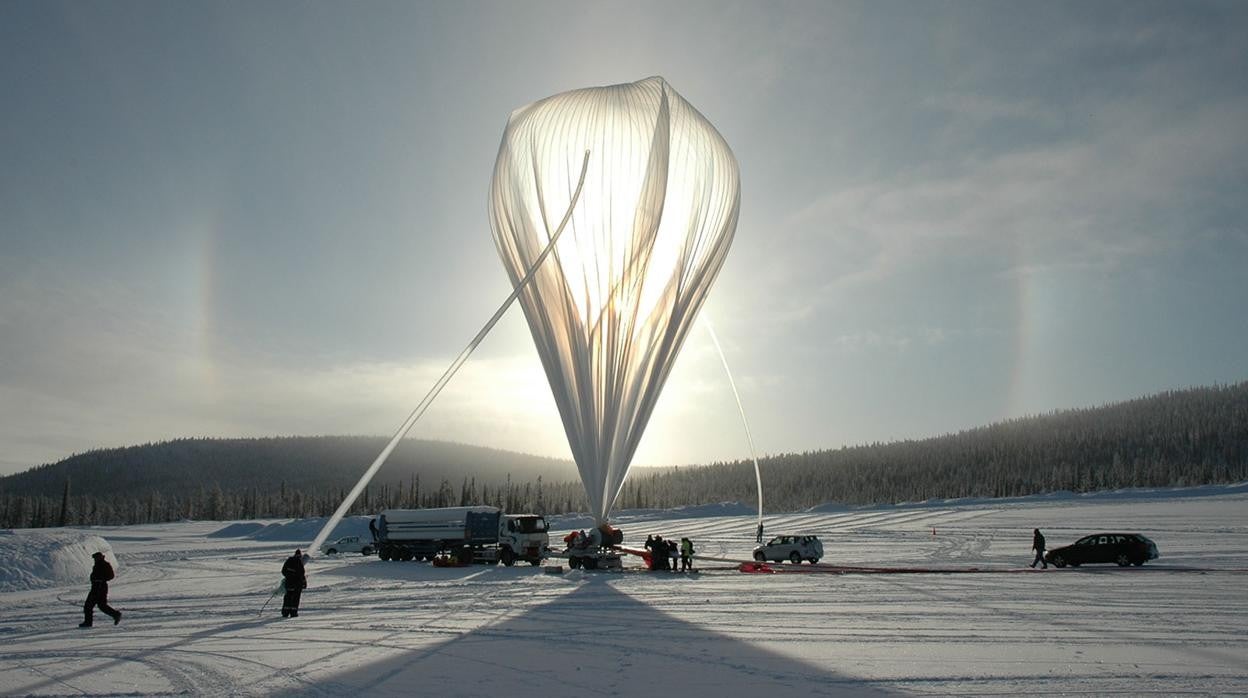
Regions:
[[320, 535, 374, 556], [754, 534, 823, 564]]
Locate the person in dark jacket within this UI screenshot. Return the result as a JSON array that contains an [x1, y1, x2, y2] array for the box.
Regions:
[[368, 517, 379, 543], [1030, 529, 1048, 569], [80, 551, 121, 627], [756, 522, 764, 544], [281, 549, 308, 617]]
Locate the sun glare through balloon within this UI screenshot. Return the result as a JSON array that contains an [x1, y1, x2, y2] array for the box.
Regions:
[[490, 76, 740, 523]]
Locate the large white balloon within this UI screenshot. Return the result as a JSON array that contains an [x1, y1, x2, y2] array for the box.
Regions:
[[489, 76, 740, 523]]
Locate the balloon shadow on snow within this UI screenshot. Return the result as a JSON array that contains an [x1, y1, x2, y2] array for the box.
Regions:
[[283, 574, 902, 697]]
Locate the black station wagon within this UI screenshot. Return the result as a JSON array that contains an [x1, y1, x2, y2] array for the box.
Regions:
[[1045, 533, 1159, 568]]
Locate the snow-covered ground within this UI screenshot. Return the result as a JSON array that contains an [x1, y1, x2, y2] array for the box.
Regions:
[[2, 485, 1246, 696]]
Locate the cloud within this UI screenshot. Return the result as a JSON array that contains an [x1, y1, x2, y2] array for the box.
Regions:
[[778, 91, 1248, 313]]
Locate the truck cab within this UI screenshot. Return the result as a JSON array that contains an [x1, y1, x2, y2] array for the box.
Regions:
[[499, 514, 549, 566]]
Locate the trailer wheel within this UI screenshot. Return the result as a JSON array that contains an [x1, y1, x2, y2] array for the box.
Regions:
[[529, 557, 541, 567], [501, 547, 516, 567], [378, 547, 391, 561], [568, 556, 581, 570], [399, 549, 414, 562]]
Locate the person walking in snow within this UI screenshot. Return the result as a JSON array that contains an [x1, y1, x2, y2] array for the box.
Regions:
[[281, 549, 308, 617], [680, 537, 694, 572], [1030, 529, 1048, 569], [80, 551, 121, 627], [756, 522, 764, 544], [368, 517, 379, 543]]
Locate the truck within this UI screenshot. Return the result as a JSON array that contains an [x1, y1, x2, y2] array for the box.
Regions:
[[374, 506, 549, 566]]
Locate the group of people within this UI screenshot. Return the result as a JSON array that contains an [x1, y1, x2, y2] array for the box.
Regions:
[[644, 534, 695, 572]]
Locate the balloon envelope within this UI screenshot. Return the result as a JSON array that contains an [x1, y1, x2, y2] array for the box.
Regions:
[[489, 76, 740, 522]]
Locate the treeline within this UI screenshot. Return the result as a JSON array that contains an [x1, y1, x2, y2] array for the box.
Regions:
[[0, 472, 592, 529], [2, 382, 1245, 528]]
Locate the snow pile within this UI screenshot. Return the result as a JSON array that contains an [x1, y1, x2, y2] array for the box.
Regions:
[[207, 516, 370, 543], [0, 529, 116, 592], [206, 522, 266, 538]]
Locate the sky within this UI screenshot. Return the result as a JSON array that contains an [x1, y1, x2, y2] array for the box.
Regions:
[[1, 1, 1246, 477]]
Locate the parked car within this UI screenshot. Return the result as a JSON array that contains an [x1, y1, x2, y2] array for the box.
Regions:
[[1045, 533, 1159, 568], [754, 535, 823, 564], [320, 535, 374, 556]]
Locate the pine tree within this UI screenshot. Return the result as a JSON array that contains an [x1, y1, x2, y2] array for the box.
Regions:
[[57, 476, 70, 527]]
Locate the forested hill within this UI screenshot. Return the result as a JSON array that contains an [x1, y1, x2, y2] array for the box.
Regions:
[[2, 382, 1246, 527], [1, 437, 578, 501], [626, 381, 1248, 511]]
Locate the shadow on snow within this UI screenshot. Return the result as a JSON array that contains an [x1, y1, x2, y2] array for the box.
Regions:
[[286, 573, 899, 697]]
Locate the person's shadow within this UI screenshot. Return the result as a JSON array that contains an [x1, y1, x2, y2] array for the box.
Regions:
[[291, 573, 899, 697]]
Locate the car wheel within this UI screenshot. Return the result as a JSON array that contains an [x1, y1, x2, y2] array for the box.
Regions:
[[1052, 555, 1067, 568], [1116, 554, 1131, 567], [790, 552, 801, 564], [361, 546, 372, 556], [754, 551, 765, 562], [326, 548, 337, 555], [809, 558, 819, 564], [1132, 559, 1144, 567]]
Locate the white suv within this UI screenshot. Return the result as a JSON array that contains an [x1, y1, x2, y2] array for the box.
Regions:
[[753, 535, 823, 564], [320, 536, 374, 556]]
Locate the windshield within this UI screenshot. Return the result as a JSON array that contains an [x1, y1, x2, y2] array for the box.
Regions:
[[511, 516, 547, 533]]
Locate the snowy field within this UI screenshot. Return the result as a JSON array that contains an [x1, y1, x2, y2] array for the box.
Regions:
[[2, 485, 1247, 696]]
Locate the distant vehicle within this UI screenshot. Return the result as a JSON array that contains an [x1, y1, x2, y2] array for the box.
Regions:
[[754, 535, 823, 564], [321, 536, 374, 556], [1045, 533, 1159, 568]]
